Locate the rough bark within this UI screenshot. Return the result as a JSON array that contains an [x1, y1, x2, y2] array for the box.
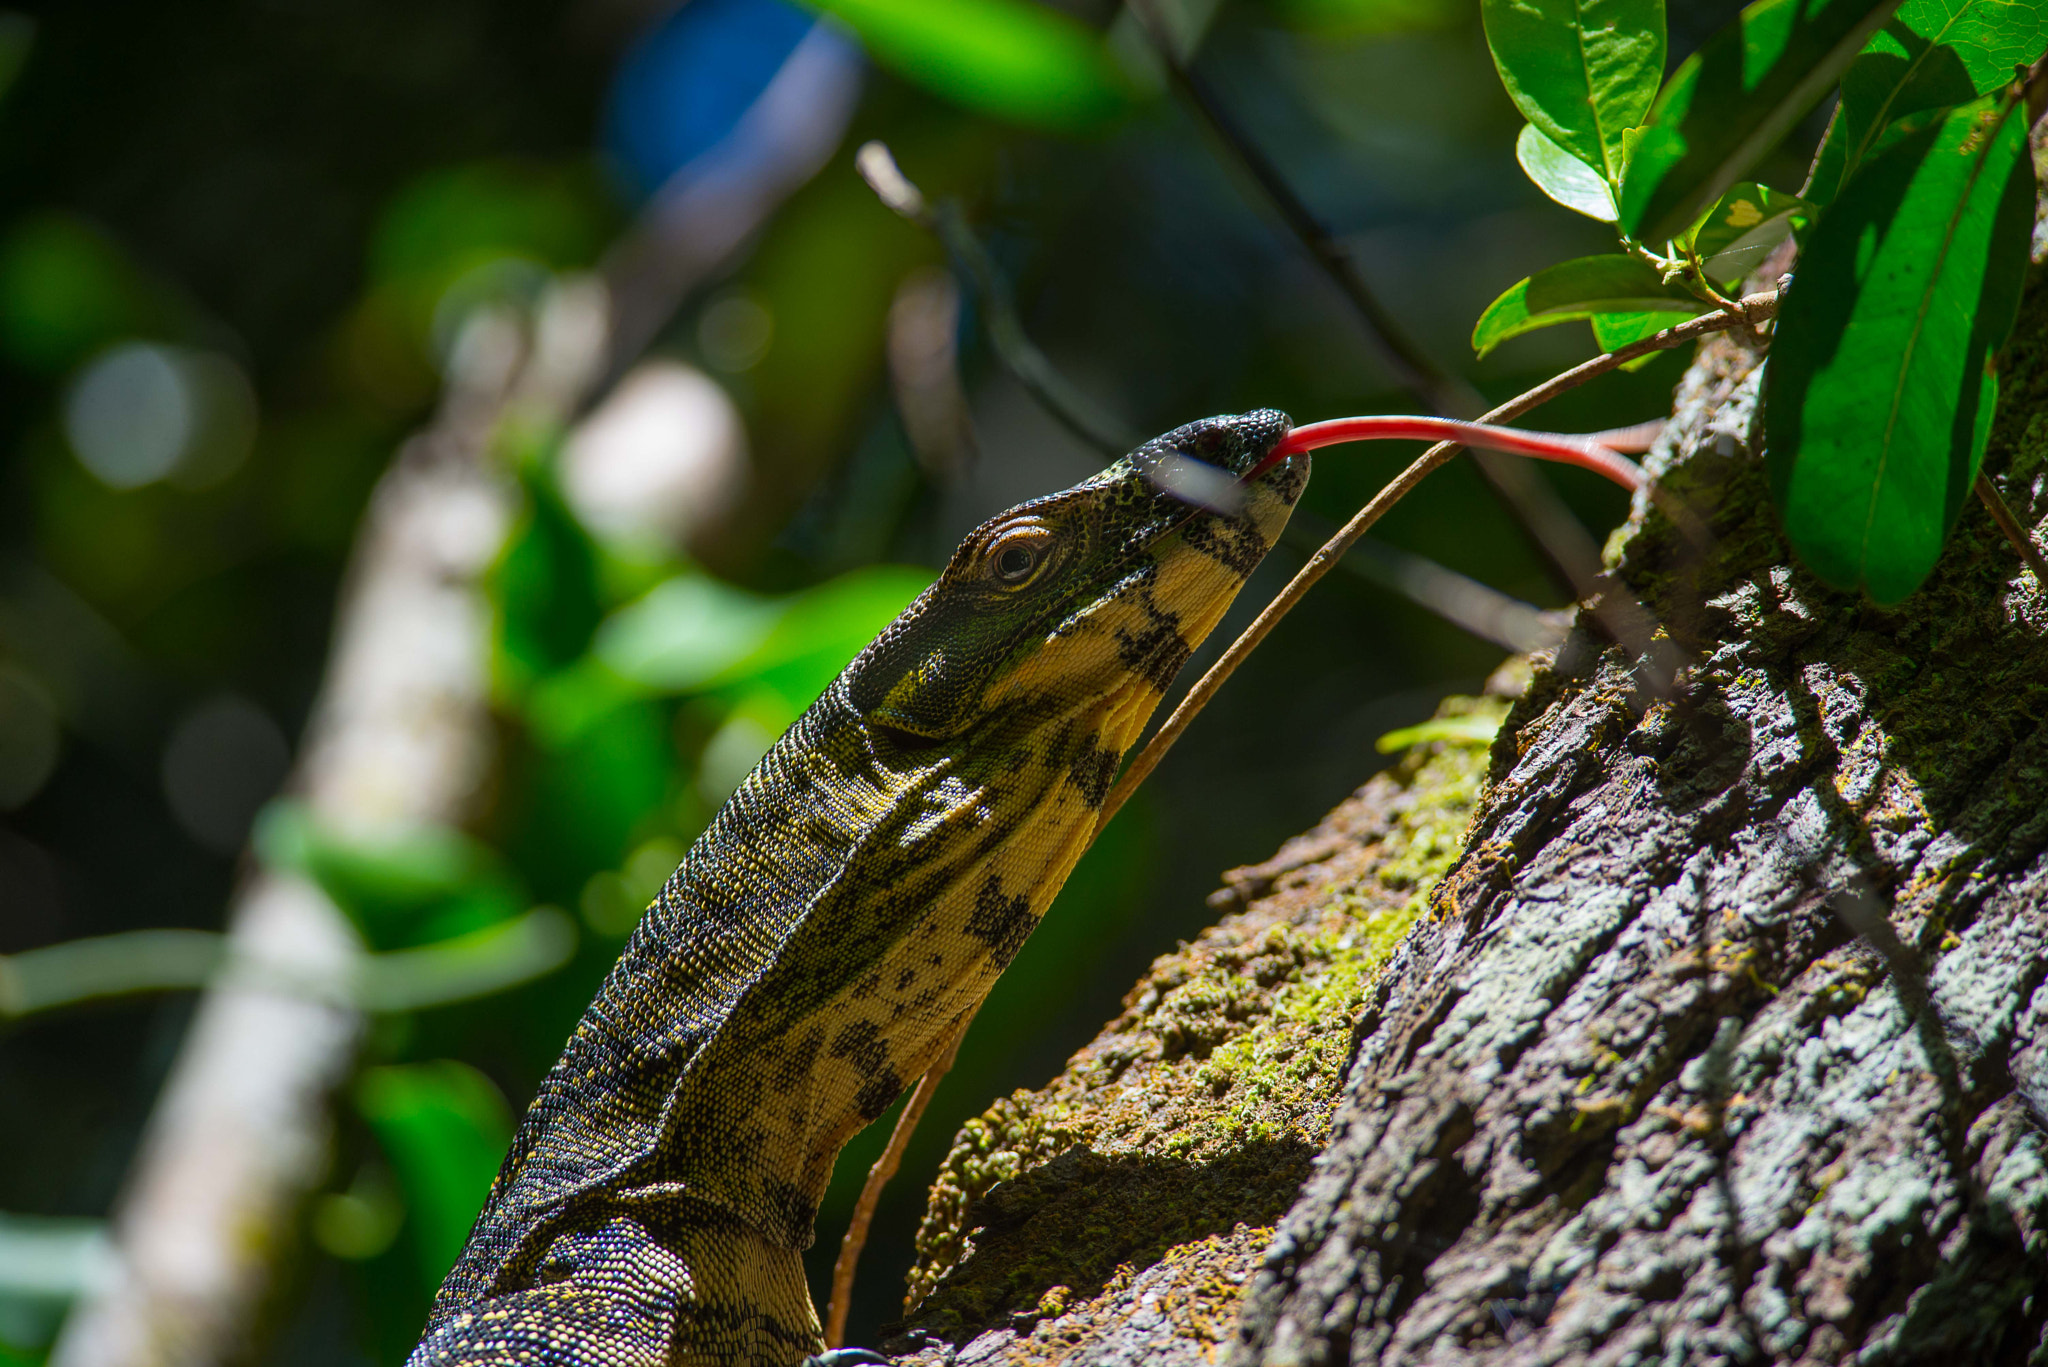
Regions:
[[887, 287, 2048, 1364]]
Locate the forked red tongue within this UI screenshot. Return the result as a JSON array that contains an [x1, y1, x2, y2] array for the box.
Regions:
[[1248, 416, 1644, 492]]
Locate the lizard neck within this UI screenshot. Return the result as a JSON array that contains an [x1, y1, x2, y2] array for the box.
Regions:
[[648, 676, 1158, 1247], [435, 678, 1155, 1321]]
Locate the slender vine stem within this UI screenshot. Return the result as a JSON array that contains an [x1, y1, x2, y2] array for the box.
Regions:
[[1118, 0, 1637, 606], [1974, 471, 2048, 587], [1122, 0, 1470, 417], [853, 141, 1594, 652]]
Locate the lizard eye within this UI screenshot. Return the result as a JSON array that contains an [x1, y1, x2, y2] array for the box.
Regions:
[[996, 542, 1037, 580], [984, 522, 1054, 588]]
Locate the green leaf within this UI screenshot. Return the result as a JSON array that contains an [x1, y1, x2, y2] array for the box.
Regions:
[[1482, 0, 1666, 184], [1765, 97, 2034, 603], [1808, 98, 1957, 200], [807, 0, 1131, 132], [1516, 124, 1619, 220], [1590, 310, 1685, 368], [593, 564, 931, 703], [1812, 0, 2048, 200], [1686, 181, 1815, 283], [356, 1062, 511, 1293], [593, 573, 787, 693], [516, 696, 675, 894], [494, 460, 605, 695], [1472, 255, 1706, 357], [708, 565, 933, 708], [1619, 0, 1904, 245], [254, 802, 527, 952]]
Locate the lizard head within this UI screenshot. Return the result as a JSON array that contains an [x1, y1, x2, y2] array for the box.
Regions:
[[840, 409, 1307, 759]]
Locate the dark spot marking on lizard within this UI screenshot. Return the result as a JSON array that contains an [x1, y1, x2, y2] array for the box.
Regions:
[[830, 1020, 891, 1078], [763, 1179, 818, 1246], [1045, 716, 1077, 754], [1115, 618, 1192, 693], [856, 1066, 905, 1121], [1070, 742, 1119, 808], [773, 1026, 825, 1091], [966, 875, 1036, 968], [974, 822, 1014, 861], [894, 967, 917, 992], [1180, 516, 1266, 575]]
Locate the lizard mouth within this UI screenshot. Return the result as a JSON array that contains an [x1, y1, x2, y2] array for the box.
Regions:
[[1130, 446, 1287, 515], [1121, 409, 1296, 517]]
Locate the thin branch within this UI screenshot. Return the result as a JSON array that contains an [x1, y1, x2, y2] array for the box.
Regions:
[[856, 143, 1135, 458], [1095, 290, 1782, 833], [1124, 0, 1476, 417], [1297, 522, 1567, 655], [934, 202, 1139, 457], [1974, 470, 2048, 587]]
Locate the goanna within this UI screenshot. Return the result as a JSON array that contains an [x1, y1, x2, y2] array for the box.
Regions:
[[407, 410, 1308, 1366]]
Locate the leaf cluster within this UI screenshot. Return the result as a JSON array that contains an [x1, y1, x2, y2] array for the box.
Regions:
[[1479, 0, 2043, 600]]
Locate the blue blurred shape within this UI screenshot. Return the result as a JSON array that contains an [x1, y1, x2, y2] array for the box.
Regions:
[[604, 0, 854, 201]]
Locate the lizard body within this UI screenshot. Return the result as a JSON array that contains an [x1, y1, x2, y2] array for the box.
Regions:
[[408, 411, 1306, 1366]]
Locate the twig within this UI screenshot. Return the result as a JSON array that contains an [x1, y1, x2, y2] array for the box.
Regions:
[[1124, 0, 1474, 416], [823, 1014, 973, 1349], [936, 201, 1138, 457], [1298, 523, 1567, 655], [856, 143, 1136, 458], [1974, 471, 2048, 587], [1095, 291, 1781, 832]]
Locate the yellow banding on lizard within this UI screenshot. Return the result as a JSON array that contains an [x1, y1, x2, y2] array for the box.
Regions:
[[407, 410, 1308, 1367]]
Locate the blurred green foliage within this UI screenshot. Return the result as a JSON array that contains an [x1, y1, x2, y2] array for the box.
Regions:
[[810, 0, 1134, 131], [355, 1061, 515, 1291], [256, 804, 529, 952], [0, 0, 1699, 1361], [0, 216, 178, 377]]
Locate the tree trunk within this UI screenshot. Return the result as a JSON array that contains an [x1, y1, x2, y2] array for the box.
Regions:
[[886, 288, 2048, 1364]]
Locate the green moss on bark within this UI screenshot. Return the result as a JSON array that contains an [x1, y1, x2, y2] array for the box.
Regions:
[[895, 694, 1511, 1356]]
